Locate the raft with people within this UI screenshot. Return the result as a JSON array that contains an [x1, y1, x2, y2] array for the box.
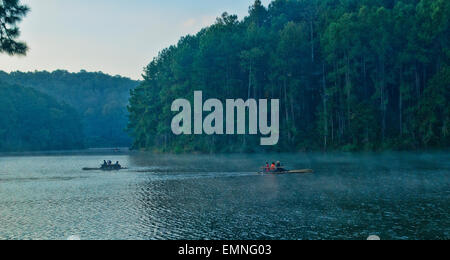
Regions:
[[259, 161, 314, 175], [83, 160, 127, 171]]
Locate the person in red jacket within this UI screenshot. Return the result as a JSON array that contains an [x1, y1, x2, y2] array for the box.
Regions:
[[270, 162, 276, 171]]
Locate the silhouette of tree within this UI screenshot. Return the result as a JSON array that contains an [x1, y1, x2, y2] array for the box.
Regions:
[[0, 0, 29, 55]]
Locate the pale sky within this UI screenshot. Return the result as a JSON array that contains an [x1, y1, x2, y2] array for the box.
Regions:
[[0, 0, 271, 80]]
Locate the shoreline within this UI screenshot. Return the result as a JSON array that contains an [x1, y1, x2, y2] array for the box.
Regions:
[[0, 147, 131, 157], [0, 148, 448, 158]]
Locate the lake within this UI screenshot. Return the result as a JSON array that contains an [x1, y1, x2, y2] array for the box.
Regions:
[[0, 151, 448, 240]]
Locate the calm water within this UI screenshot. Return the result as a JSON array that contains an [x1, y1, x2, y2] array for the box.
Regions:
[[0, 151, 448, 240]]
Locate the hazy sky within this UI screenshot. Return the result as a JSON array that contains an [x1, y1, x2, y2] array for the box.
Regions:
[[0, 0, 271, 80]]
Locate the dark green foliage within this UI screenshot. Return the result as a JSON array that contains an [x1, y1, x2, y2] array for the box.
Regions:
[[0, 0, 29, 55], [128, 0, 449, 153], [416, 66, 450, 147], [0, 81, 84, 151], [0, 70, 139, 148]]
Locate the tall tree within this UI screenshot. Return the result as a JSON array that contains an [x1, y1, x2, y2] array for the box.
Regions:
[[248, 0, 268, 27]]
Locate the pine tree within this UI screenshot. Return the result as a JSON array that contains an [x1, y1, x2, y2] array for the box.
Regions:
[[0, 0, 29, 55]]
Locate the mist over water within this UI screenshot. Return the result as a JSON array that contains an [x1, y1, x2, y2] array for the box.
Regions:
[[0, 152, 448, 240]]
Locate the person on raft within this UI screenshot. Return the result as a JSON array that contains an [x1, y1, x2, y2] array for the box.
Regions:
[[115, 161, 121, 168], [270, 162, 276, 170], [263, 162, 270, 172], [275, 161, 287, 172]]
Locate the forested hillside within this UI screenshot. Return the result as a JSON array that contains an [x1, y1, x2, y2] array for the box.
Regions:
[[0, 81, 84, 152], [0, 70, 139, 148], [128, 0, 449, 153]]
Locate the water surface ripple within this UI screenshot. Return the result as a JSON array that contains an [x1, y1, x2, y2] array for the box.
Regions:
[[0, 152, 448, 240]]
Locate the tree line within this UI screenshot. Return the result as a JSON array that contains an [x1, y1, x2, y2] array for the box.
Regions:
[[0, 81, 84, 151], [1, 1, 140, 151], [0, 70, 139, 148], [128, 0, 449, 153]]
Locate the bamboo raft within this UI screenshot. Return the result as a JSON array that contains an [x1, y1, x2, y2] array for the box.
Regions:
[[259, 169, 314, 175], [82, 166, 127, 171]]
